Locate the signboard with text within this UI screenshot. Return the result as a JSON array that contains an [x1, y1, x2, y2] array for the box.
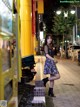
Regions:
[[60, 0, 80, 3]]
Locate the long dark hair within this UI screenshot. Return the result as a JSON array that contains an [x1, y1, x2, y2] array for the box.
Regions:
[[44, 34, 54, 48]]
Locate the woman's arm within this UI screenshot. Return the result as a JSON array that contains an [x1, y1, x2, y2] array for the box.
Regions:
[[44, 45, 54, 60], [46, 54, 54, 60]]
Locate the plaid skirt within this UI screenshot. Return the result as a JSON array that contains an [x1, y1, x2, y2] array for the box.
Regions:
[[44, 58, 59, 75]]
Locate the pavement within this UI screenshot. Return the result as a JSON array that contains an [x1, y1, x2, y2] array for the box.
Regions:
[[18, 56, 80, 107], [34, 56, 80, 107]]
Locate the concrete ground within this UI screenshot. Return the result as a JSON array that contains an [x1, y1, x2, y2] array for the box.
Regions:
[[33, 56, 80, 107]]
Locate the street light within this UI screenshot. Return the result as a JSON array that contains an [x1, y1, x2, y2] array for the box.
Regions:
[[77, 35, 79, 38], [56, 10, 61, 15], [64, 11, 68, 17], [70, 10, 75, 14], [56, 10, 68, 17], [56, 9, 76, 59], [56, 10, 75, 15]]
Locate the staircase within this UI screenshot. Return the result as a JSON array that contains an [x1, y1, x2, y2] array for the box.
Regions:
[[31, 80, 46, 107]]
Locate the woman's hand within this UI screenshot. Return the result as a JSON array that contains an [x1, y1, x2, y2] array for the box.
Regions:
[[46, 54, 54, 61], [53, 47, 55, 50], [54, 59, 58, 64]]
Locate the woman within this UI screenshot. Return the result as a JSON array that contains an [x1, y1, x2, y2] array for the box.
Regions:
[[42, 34, 60, 97]]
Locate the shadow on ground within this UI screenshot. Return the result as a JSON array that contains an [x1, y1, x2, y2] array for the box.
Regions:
[[46, 96, 55, 107], [18, 83, 35, 107]]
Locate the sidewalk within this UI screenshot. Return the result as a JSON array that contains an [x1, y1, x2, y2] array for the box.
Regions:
[[34, 56, 80, 107]]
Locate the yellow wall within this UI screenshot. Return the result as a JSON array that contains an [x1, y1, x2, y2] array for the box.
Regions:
[[34, 35, 38, 55]]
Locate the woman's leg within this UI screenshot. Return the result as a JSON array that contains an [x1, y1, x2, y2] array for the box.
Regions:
[[49, 80, 54, 88], [49, 73, 60, 81], [48, 74, 60, 97], [42, 73, 60, 87], [49, 75, 54, 88], [48, 75, 55, 97]]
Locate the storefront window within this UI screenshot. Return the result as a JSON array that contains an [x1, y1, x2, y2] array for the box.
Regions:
[[0, 0, 13, 34]]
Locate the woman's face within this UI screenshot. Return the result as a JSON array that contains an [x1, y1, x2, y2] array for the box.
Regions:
[[47, 36, 52, 44]]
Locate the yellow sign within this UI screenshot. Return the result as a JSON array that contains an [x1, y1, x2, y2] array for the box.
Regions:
[[38, 0, 44, 14]]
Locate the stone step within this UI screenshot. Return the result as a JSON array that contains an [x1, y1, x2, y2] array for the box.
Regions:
[[34, 87, 45, 96], [31, 96, 46, 107], [35, 81, 44, 87]]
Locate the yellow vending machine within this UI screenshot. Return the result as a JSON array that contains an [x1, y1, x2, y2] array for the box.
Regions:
[[0, 36, 18, 107], [0, 0, 19, 107]]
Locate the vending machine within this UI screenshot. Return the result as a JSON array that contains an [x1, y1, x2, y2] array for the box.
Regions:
[[0, 35, 18, 107], [0, 0, 19, 107]]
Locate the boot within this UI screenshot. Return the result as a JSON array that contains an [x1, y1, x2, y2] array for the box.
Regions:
[[42, 77, 49, 87], [48, 88, 56, 97]]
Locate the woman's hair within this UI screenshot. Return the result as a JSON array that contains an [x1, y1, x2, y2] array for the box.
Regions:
[[44, 34, 53, 46]]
